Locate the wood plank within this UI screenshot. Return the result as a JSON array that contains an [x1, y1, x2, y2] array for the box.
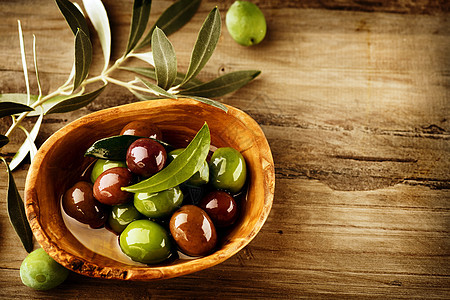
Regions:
[[0, 0, 448, 298]]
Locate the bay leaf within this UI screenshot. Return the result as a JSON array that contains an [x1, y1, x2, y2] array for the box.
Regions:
[[125, 0, 152, 56], [46, 84, 106, 114], [137, 0, 201, 49], [122, 123, 210, 193], [0, 102, 33, 119], [1, 157, 33, 253], [152, 27, 177, 90], [73, 28, 92, 91], [55, 0, 90, 38], [180, 8, 221, 87], [82, 0, 111, 73], [85, 135, 173, 160], [180, 70, 261, 98], [0, 135, 9, 148], [137, 77, 177, 99]]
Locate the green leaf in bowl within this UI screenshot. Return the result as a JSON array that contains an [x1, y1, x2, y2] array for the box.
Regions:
[[122, 122, 210, 193], [85, 135, 173, 160]]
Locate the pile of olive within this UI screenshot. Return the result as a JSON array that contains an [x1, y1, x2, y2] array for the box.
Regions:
[[62, 121, 247, 264]]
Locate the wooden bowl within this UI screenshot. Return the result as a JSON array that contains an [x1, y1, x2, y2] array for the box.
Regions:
[[24, 98, 274, 281]]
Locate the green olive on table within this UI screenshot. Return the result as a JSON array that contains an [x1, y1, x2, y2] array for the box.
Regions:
[[226, 1, 267, 46], [119, 219, 172, 264], [90, 159, 127, 184], [209, 147, 247, 193], [134, 186, 183, 219], [168, 148, 209, 186], [108, 202, 142, 233], [20, 248, 69, 291]]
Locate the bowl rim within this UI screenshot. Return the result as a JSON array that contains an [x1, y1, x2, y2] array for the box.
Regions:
[[24, 98, 275, 281]]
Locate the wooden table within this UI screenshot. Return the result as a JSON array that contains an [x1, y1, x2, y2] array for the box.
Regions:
[[1, 0, 449, 298]]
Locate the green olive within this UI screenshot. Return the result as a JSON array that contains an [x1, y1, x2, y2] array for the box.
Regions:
[[20, 248, 69, 290], [134, 186, 183, 219], [90, 159, 127, 183], [119, 220, 172, 264], [108, 203, 142, 233], [168, 148, 209, 186], [209, 147, 247, 193], [226, 1, 267, 46]]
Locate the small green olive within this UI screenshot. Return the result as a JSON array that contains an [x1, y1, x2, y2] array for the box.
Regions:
[[226, 1, 267, 46], [108, 203, 142, 233], [120, 220, 172, 264], [90, 159, 127, 184], [168, 148, 209, 186], [134, 186, 183, 219], [209, 147, 247, 193], [20, 248, 69, 291]]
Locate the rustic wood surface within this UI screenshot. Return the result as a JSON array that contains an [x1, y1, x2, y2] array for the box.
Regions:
[[0, 0, 449, 298]]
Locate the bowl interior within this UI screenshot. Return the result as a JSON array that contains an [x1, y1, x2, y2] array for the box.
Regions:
[[25, 99, 274, 280]]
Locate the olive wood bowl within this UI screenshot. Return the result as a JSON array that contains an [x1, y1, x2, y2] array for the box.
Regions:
[[25, 98, 274, 281]]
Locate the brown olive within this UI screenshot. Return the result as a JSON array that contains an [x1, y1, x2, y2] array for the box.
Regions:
[[93, 167, 134, 205], [126, 138, 167, 177], [120, 120, 163, 140], [199, 190, 238, 228], [62, 181, 107, 228], [169, 205, 217, 256]]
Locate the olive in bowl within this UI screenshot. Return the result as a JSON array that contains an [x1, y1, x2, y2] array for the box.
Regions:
[[24, 98, 274, 281]]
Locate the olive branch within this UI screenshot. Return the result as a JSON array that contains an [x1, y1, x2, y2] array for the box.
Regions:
[[0, 0, 260, 252]]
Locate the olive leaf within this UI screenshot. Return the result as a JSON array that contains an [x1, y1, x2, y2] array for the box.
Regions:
[[180, 70, 261, 98], [122, 123, 210, 193], [85, 135, 173, 160], [120, 66, 202, 88], [82, 0, 111, 73], [1, 157, 33, 253], [125, 0, 152, 56], [129, 51, 154, 66], [17, 20, 31, 106], [137, 77, 177, 99], [0, 135, 9, 148], [73, 28, 92, 91], [46, 84, 106, 114], [180, 8, 221, 87], [0, 94, 71, 116], [9, 109, 43, 171], [181, 96, 228, 112], [32, 34, 42, 98], [152, 27, 177, 90], [128, 89, 160, 101], [55, 0, 90, 38], [0, 102, 34, 119], [137, 0, 201, 49]]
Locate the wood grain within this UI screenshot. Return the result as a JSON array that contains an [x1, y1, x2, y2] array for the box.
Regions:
[[0, 0, 449, 298]]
